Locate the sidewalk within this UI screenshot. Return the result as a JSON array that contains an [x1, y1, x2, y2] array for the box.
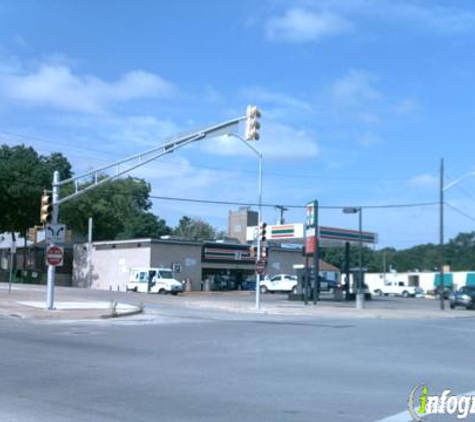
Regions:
[[175, 293, 475, 319], [1, 283, 474, 321], [0, 284, 143, 320]]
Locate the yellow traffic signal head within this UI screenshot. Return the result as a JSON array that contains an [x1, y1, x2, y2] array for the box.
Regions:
[[40, 193, 52, 224], [245, 105, 261, 141]]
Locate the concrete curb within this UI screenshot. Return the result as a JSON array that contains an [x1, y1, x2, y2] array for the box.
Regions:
[[100, 303, 144, 319], [173, 299, 475, 319], [0, 298, 144, 321]]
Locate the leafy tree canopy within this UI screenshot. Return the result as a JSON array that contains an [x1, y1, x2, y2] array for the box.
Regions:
[[173, 216, 219, 241], [61, 176, 171, 241], [0, 144, 71, 234]]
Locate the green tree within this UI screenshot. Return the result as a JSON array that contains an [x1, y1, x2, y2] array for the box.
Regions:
[[445, 232, 475, 271], [173, 216, 218, 240], [117, 212, 170, 240], [60, 176, 171, 241], [0, 144, 71, 235]]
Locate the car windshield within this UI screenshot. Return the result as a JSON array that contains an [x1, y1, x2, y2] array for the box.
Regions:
[[462, 287, 475, 293], [158, 270, 173, 279]]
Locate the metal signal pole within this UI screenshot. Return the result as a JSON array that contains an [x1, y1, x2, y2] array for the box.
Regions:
[[439, 158, 445, 310]]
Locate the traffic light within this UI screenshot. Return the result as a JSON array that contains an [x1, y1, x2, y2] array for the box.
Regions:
[[40, 192, 52, 224], [260, 222, 267, 243], [244, 105, 261, 141], [260, 246, 268, 260], [28, 226, 39, 243]]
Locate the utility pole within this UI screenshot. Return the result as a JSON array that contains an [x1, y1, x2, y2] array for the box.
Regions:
[[87, 217, 93, 288], [46, 171, 60, 310], [439, 158, 445, 310], [275, 205, 288, 225], [313, 201, 319, 305]]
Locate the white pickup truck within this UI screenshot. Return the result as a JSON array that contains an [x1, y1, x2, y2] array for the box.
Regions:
[[373, 281, 422, 298], [260, 274, 298, 294]]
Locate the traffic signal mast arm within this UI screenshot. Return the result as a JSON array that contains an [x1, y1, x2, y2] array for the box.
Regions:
[[53, 114, 249, 206], [42, 106, 260, 311]]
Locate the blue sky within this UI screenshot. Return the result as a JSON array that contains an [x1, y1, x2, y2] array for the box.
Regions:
[[1, 0, 475, 249]]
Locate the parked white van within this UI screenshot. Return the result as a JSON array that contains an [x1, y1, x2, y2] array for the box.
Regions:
[[126, 267, 183, 295]]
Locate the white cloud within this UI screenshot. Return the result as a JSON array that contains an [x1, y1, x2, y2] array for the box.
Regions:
[[111, 115, 181, 148], [391, 97, 420, 117], [305, 1, 475, 34], [331, 69, 381, 108], [408, 174, 438, 189], [240, 86, 314, 113], [0, 64, 175, 113], [266, 8, 353, 43], [358, 131, 381, 147], [201, 121, 319, 160], [387, 2, 475, 34], [133, 156, 217, 192]]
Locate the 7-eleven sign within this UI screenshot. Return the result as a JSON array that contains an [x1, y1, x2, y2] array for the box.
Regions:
[[306, 200, 318, 228], [246, 224, 304, 241]]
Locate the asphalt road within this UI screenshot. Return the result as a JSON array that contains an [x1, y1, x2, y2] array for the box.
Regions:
[[1, 302, 474, 422]]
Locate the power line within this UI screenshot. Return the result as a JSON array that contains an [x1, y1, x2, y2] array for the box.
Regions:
[[445, 173, 475, 204], [445, 202, 475, 224], [149, 194, 439, 210], [453, 185, 475, 203]]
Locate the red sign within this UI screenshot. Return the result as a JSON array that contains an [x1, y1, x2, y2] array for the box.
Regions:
[[256, 259, 266, 275], [305, 227, 318, 255], [306, 236, 317, 255], [46, 245, 64, 267]]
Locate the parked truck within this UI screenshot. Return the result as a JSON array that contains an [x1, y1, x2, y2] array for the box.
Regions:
[[373, 281, 422, 298], [126, 267, 183, 295]]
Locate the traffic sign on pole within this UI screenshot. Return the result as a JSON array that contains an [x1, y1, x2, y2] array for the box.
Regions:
[[45, 224, 66, 243], [46, 245, 64, 267]]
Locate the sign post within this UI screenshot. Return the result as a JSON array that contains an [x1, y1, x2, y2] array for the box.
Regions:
[[307, 200, 320, 305], [8, 240, 15, 294]]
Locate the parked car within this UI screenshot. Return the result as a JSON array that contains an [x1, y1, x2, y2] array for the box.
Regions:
[[301, 269, 342, 293], [449, 286, 475, 310], [312, 277, 341, 293], [340, 282, 372, 300], [427, 286, 452, 300], [241, 276, 257, 291], [260, 274, 298, 294]]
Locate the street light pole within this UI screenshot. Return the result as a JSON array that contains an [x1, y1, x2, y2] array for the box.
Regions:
[[257, 152, 263, 310], [439, 158, 445, 310], [226, 134, 263, 310], [358, 207, 363, 310], [438, 161, 475, 310], [46, 170, 60, 310]]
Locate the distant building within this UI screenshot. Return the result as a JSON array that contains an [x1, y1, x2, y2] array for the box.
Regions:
[[365, 270, 475, 293], [0, 231, 73, 285], [73, 237, 318, 292], [228, 207, 258, 244]]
